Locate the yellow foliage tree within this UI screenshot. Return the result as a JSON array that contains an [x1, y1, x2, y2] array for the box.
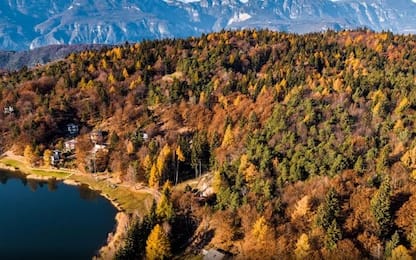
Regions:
[[157, 144, 172, 175], [176, 146, 185, 162], [238, 154, 249, 173], [122, 68, 129, 79], [108, 73, 116, 84], [146, 224, 171, 260], [395, 97, 409, 114], [239, 154, 258, 185], [291, 195, 310, 220], [252, 216, 269, 242], [390, 245, 412, 260], [212, 170, 223, 194], [221, 124, 234, 147], [24, 145, 36, 165], [135, 60, 142, 70], [143, 154, 153, 174], [87, 64, 96, 74], [157, 182, 175, 221], [244, 163, 258, 185], [333, 78, 344, 92], [401, 146, 416, 169], [43, 149, 52, 167], [100, 59, 108, 69], [148, 163, 160, 188], [112, 47, 123, 60], [294, 233, 310, 259], [126, 140, 135, 155]]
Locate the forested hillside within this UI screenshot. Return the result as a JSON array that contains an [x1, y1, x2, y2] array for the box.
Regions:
[[2, 29, 416, 258]]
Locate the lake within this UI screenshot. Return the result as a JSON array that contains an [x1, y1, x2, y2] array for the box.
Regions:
[[0, 171, 117, 260]]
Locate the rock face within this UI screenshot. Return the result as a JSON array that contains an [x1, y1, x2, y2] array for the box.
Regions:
[[2, 0, 416, 50]]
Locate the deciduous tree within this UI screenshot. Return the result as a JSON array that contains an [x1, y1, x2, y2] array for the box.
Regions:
[[146, 224, 171, 260], [295, 233, 310, 259], [43, 149, 52, 167]]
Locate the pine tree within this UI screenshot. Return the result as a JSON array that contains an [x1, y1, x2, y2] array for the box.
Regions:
[[408, 222, 416, 250], [146, 224, 171, 260], [325, 219, 342, 250], [190, 131, 209, 178], [371, 175, 392, 238], [354, 155, 364, 174], [385, 231, 399, 258], [316, 188, 340, 229]]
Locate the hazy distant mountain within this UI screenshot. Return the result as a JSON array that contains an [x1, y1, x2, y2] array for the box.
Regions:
[[0, 44, 104, 71], [2, 0, 416, 50]]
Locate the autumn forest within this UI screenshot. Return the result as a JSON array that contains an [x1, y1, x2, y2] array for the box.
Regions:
[[2, 29, 416, 258]]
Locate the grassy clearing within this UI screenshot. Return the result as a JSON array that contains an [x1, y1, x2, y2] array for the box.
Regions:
[[31, 169, 70, 178], [0, 158, 24, 169], [71, 174, 153, 214], [0, 158, 71, 178]]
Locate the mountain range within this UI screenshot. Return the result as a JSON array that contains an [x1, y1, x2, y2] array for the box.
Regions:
[[2, 0, 416, 51]]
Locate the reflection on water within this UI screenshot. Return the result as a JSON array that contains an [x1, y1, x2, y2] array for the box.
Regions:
[[79, 184, 100, 201], [0, 170, 117, 260]]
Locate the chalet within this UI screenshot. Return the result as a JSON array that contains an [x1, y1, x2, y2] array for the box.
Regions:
[[92, 144, 107, 154], [64, 139, 77, 152], [90, 130, 104, 144], [3, 106, 14, 115], [67, 123, 79, 136], [86, 145, 109, 173], [50, 150, 62, 166], [142, 133, 149, 141]]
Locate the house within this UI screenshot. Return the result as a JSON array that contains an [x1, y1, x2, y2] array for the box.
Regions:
[[90, 130, 104, 144], [3, 106, 14, 115], [67, 123, 79, 136], [64, 139, 77, 152], [142, 133, 149, 141], [87, 145, 109, 173], [202, 249, 228, 260], [50, 150, 62, 166], [92, 144, 107, 154]]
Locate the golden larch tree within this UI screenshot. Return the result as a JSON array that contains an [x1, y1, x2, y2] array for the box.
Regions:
[[294, 233, 310, 259], [24, 145, 36, 165], [148, 163, 160, 188], [146, 224, 171, 260], [221, 124, 234, 147], [156, 182, 175, 221], [252, 216, 269, 242], [43, 149, 52, 167], [391, 245, 412, 260]]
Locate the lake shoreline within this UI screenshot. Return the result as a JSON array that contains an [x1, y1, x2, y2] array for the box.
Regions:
[[0, 151, 153, 259]]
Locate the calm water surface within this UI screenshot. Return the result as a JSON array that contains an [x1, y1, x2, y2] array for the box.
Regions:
[[0, 171, 117, 260]]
